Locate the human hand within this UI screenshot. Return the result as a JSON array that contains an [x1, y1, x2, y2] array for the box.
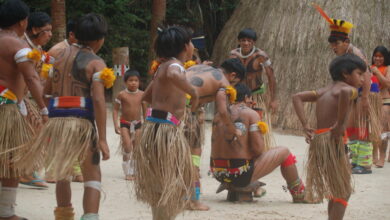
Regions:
[[114, 126, 121, 135], [190, 95, 199, 112], [303, 124, 315, 144], [202, 60, 213, 66], [371, 66, 380, 76], [42, 115, 49, 123], [98, 139, 110, 161], [330, 124, 344, 140]]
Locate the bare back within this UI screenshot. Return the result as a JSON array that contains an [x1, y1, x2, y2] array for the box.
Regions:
[[117, 90, 144, 121], [151, 61, 187, 119], [0, 31, 29, 100], [212, 103, 263, 159], [186, 64, 229, 104]]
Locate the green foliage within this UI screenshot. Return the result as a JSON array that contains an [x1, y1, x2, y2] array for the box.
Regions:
[[20, 0, 238, 75]]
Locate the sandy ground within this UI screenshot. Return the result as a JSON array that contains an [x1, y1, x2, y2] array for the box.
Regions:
[[15, 112, 390, 220]]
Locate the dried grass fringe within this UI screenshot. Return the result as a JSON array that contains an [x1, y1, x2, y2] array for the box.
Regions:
[[24, 98, 43, 131], [183, 108, 205, 149], [14, 117, 94, 180], [133, 121, 194, 217], [253, 93, 275, 151], [305, 131, 353, 202], [367, 93, 382, 143], [0, 104, 33, 178]]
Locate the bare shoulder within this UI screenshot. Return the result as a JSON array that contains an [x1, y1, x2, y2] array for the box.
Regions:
[[1, 34, 28, 52], [229, 48, 240, 57], [255, 48, 269, 58], [87, 58, 106, 75]]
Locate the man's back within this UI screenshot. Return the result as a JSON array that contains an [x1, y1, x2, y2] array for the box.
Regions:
[[186, 64, 229, 104], [212, 103, 263, 159]]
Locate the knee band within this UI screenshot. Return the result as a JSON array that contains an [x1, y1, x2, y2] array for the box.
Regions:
[[281, 153, 296, 167], [81, 213, 99, 220], [0, 187, 17, 218], [332, 198, 348, 207], [192, 155, 201, 168], [84, 181, 101, 192]]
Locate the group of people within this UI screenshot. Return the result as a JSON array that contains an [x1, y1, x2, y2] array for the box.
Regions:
[[0, 0, 388, 220]]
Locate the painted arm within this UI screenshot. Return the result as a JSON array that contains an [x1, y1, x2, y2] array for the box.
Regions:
[[215, 90, 237, 137], [248, 111, 265, 157], [167, 65, 199, 111]]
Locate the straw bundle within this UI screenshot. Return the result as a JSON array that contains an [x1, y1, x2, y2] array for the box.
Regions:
[[183, 108, 205, 149]]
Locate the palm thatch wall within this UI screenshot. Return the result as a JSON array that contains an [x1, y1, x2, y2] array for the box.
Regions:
[[211, 0, 390, 132]]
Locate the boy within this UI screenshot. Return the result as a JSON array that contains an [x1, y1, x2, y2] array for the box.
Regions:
[[113, 69, 146, 181], [293, 54, 366, 220], [15, 13, 112, 220], [133, 26, 199, 220]]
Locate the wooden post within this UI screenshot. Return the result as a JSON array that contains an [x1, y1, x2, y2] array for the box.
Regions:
[[112, 47, 130, 101]]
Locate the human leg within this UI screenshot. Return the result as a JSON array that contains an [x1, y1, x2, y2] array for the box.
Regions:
[[328, 196, 350, 220], [120, 127, 134, 180], [187, 149, 209, 211], [0, 178, 26, 220], [54, 180, 74, 220], [80, 147, 101, 219]]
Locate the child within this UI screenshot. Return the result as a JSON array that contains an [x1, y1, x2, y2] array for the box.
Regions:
[[133, 26, 199, 220], [113, 69, 146, 180], [293, 54, 366, 220]]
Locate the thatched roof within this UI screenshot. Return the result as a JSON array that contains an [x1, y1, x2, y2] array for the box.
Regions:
[[211, 0, 390, 132]]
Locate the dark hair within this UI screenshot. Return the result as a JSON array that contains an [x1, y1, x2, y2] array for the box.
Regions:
[[371, 46, 390, 66], [66, 18, 77, 37], [124, 69, 140, 82], [235, 83, 251, 102], [238, 28, 257, 41], [27, 12, 51, 32], [154, 26, 192, 58], [328, 33, 348, 43], [221, 58, 246, 81], [75, 13, 107, 43], [329, 54, 367, 81], [0, 0, 29, 28]]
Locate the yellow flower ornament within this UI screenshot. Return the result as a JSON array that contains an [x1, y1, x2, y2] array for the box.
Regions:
[[225, 86, 237, 103], [26, 49, 42, 62], [257, 121, 268, 134]]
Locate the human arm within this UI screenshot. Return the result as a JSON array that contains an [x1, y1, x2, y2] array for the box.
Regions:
[[292, 90, 320, 141], [91, 61, 110, 160], [142, 80, 153, 104], [167, 64, 199, 111], [353, 47, 370, 110], [372, 66, 390, 88], [263, 65, 278, 113], [248, 111, 265, 157], [113, 95, 121, 135], [215, 90, 240, 138], [142, 101, 148, 120]]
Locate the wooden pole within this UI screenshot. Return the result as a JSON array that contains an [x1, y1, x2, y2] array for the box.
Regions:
[[112, 47, 130, 101], [51, 0, 66, 43]]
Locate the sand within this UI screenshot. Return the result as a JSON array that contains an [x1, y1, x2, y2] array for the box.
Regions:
[[15, 118, 390, 220]]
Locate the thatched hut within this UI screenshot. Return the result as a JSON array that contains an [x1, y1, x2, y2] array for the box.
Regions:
[[211, 0, 390, 131]]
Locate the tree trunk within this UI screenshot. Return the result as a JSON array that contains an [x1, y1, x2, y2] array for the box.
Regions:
[[149, 0, 166, 60], [212, 0, 390, 132], [51, 0, 66, 43]]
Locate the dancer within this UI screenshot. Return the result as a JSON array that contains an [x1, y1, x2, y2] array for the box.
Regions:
[[293, 54, 366, 219]]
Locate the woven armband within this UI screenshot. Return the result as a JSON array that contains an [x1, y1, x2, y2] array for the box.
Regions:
[[14, 48, 41, 63], [92, 68, 116, 89], [114, 98, 121, 105]]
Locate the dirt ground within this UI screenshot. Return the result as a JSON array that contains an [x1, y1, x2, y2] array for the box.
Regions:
[[15, 118, 390, 220]]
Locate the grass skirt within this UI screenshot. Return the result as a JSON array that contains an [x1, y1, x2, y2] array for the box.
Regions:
[[305, 131, 353, 201], [133, 121, 194, 217], [367, 93, 382, 143], [0, 104, 33, 178], [14, 117, 94, 180], [183, 108, 205, 149], [253, 93, 275, 151]]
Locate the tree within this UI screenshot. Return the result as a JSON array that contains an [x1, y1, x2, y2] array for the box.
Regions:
[[149, 0, 166, 60], [51, 0, 66, 43], [211, 0, 390, 131]]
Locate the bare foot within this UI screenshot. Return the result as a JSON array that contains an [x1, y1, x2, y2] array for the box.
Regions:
[[45, 179, 56, 184], [376, 158, 385, 168], [125, 175, 135, 181], [253, 187, 266, 198], [187, 201, 210, 211], [72, 175, 84, 182]]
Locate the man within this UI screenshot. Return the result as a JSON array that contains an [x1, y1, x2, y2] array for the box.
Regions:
[[16, 13, 112, 220], [315, 7, 378, 174], [46, 18, 84, 183], [0, 0, 47, 219], [230, 28, 277, 151], [19, 11, 53, 189], [184, 58, 245, 210], [211, 83, 308, 203], [48, 18, 77, 59]]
